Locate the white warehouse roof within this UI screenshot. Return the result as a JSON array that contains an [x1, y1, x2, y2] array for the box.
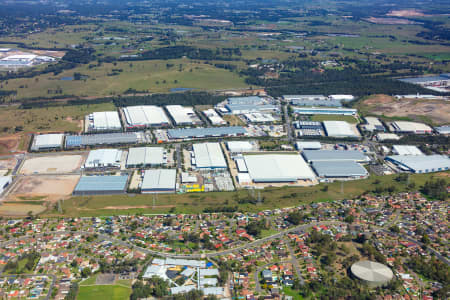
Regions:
[[193, 143, 227, 169], [296, 141, 321, 150], [203, 109, 226, 125], [90, 111, 122, 131], [392, 145, 423, 156], [126, 147, 165, 167], [226, 141, 257, 152], [141, 169, 176, 193], [391, 121, 432, 133], [386, 155, 450, 173], [166, 105, 201, 125], [244, 154, 316, 182], [32, 134, 64, 150], [323, 121, 359, 137], [84, 149, 122, 169], [123, 105, 169, 127]]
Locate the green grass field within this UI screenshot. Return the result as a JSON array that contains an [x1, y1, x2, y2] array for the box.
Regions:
[[0, 102, 115, 135], [1, 59, 249, 100], [50, 172, 448, 217], [310, 114, 359, 124], [77, 285, 131, 300]]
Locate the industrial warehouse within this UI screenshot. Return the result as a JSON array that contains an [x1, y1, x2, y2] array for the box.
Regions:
[[126, 147, 166, 168], [323, 121, 360, 138], [385, 155, 450, 173], [31, 134, 65, 151], [86, 111, 122, 132], [83, 149, 123, 170], [390, 121, 433, 134], [65, 132, 145, 148], [302, 150, 369, 163], [292, 107, 357, 116], [243, 154, 316, 183], [122, 105, 170, 128], [72, 175, 129, 195], [165, 105, 202, 126], [167, 126, 246, 140], [141, 169, 177, 193], [192, 143, 227, 169]]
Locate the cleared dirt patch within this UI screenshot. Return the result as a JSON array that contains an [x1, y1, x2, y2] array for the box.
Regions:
[[361, 94, 450, 125], [0, 134, 22, 154], [20, 155, 83, 175], [8, 175, 80, 201], [0, 203, 46, 216]]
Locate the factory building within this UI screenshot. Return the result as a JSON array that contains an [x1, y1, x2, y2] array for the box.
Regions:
[[362, 117, 385, 132], [122, 105, 170, 128], [31, 134, 65, 151], [165, 105, 202, 126], [302, 150, 369, 163], [312, 161, 368, 179], [83, 149, 123, 169], [376, 133, 400, 141], [192, 143, 227, 169], [65, 132, 143, 148], [351, 261, 393, 288], [399, 74, 450, 92], [86, 111, 122, 132], [293, 107, 357, 116], [243, 154, 316, 182], [392, 145, 423, 156], [203, 109, 226, 125], [391, 121, 433, 134], [126, 147, 165, 168], [385, 155, 450, 173], [243, 112, 276, 123], [224, 104, 279, 115], [329, 95, 355, 102], [227, 96, 264, 105], [226, 141, 258, 153], [73, 175, 129, 195], [167, 126, 246, 140], [141, 169, 177, 194], [295, 141, 321, 150], [323, 121, 360, 138], [284, 95, 342, 107]]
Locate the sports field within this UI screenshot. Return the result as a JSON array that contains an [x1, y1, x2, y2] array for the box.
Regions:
[[77, 285, 131, 300]]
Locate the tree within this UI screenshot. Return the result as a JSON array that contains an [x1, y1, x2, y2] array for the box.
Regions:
[[81, 267, 92, 278], [287, 211, 304, 225]]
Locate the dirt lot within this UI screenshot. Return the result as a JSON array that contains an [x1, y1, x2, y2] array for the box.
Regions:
[[0, 134, 24, 155], [20, 155, 84, 175], [0, 203, 47, 216], [361, 94, 450, 125], [7, 175, 80, 201], [0, 157, 17, 170]]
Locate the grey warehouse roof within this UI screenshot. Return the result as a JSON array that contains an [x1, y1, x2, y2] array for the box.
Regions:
[[126, 147, 164, 167], [228, 96, 263, 105], [193, 143, 227, 169], [73, 175, 128, 193], [167, 126, 246, 139], [312, 161, 368, 178], [141, 169, 176, 192], [302, 150, 368, 162], [66, 132, 141, 148]]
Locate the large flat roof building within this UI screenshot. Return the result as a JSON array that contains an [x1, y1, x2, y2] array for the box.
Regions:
[[312, 161, 368, 178], [224, 104, 279, 115], [83, 149, 122, 169], [284, 95, 343, 107], [126, 147, 165, 168], [226, 141, 258, 153], [392, 145, 423, 156], [31, 134, 64, 151], [73, 175, 128, 195], [123, 105, 170, 128], [293, 107, 357, 116], [244, 112, 276, 123], [165, 105, 201, 126], [203, 109, 226, 125], [193, 143, 227, 169], [385, 155, 450, 173], [141, 169, 177, 194], [362, 117, 385, 132], [435, 125, 450, 135], [302, 150, 369, 163], [296, 141, 321, 150], [65, 132, 143, 148], [391, 121, 432, 134], [227, 96, 264, 105], [0, 176, 12, 194], [244, 154, 316, 182], [167, 126, 246, 140], [87, 111, 122, 132], [323, 121, 360, 138]]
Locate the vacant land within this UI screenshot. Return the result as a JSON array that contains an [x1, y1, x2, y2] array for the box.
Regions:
[[48, 171, 448, 217], [20, 155, 84, 175], [77, 285, 131, 300], [1, 59, 248, 100], [358, 94, 450, 125], [0, 102, 115, 135], [0, 203, 47, 216], [7, 175, 80, 202]]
